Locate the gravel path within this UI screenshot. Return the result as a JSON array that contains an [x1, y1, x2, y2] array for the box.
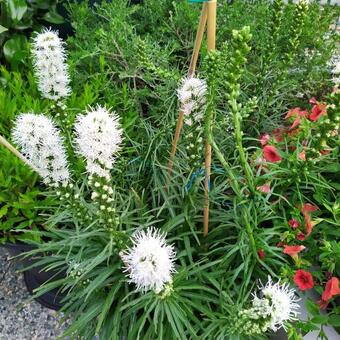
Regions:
[[0, 247, 66, 340]]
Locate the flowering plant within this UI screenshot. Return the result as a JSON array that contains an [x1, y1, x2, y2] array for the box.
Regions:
[[0, 1, 339, 339], [255, 89, 340, 335]]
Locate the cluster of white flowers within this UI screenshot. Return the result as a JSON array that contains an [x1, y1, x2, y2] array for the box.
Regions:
[[252, 277, 300, 332], [177, 77, 207, 125], [74, 106, 123, 179], [12, 113, 70, 186], [328, 54, 340, 85], [120, 227, 176, 293], [236, 277, 299, 335], [31, 29, 71, 101]]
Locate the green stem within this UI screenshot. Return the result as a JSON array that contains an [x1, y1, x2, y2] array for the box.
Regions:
[[231, 99, 255, 195], [207, 132, 241, 197], [243, 208, 258, 261], [207, 130, 258, 259]]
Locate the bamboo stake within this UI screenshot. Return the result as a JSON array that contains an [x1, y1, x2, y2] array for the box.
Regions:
[[0, 135, 29, 165], [203, 0, 217, 237], [167, 3, 208, 175]]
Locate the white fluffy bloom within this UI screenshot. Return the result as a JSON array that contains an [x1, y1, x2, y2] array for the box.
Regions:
[[177, 77, 207, 124], [74, 106, 123, 179], [12, 113, 70, 185], [120, 227, 176, 293], [31, 29, 71, 100], [328, 54, 340, 85], [254, 276, 300, 332]]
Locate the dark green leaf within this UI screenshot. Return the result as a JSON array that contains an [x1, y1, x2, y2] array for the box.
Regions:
[[306, 299, 319, 316], [328, 315, 340, 327], [43, 11, 64, 24], [3, 35, 27, 63], [6, 0, 27, 21], [0, 25, 8, 34]]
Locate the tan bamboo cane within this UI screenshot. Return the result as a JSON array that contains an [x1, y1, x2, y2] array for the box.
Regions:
[[203, 0, 217, 237], [0, 135, 28, 165], [167, 3, 208, 176]]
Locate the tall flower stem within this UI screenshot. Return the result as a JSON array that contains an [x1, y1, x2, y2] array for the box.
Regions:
[[242, 208, 258, 260], [207, 130, 258, 259], [168, 3, 208, 176], [207, 132, 240, 197], [231, 102, 255, 195], [223, 27, 255, 195]]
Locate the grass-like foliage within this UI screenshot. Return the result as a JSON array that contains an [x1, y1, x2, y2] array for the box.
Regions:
[[0, 0, 339, 339]]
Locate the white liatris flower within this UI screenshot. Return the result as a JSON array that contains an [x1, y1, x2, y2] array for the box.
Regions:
[[12, 113, 70, 186], [255, 276, 300, 332], [74, 105, 123, 180], [31, 28, 71, 100], [120, 227, 176, 293], [328, 54, 340, 85], [177, 77, 207, 125]]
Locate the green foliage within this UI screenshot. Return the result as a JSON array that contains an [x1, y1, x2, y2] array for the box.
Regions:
[[0, 148, 53, 243], [0, 0, 339, 339], [0, 0, 64, 69]]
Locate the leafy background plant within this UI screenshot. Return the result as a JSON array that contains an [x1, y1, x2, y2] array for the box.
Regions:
[[0, 0, 64, 69], [0, 0, 339, 338]]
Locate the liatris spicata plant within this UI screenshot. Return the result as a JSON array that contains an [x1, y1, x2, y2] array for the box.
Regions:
[[177, 77, 207, 126], [120, 227, 176, 293], [74, 105, 123, 229], [12, 113, 70, 186], [233, 277, 300, 335], [31, 29, 71, 101], [177, 76, 207, 170], [74, 105, 123, 180]]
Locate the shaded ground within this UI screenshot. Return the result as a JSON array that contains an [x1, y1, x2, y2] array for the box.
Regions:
[[0, 247, 66, 340]]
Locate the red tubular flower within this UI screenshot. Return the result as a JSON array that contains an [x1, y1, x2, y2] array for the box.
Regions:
[[285, 108, 308, 120], [320, 149, 331, 155], [296, 233, 305, 241], [285, 108, 301, 120], [259, 134, 270, 146], [322, 277, 340, 301], [258, 249, 265, 259], [317, 299, 329, 310], [302, 203, 318, 214], [299, 150, 306, 161], [257, 183, 271, 194], [272, 127, 286, 142], [285, 108, 309, 130], [263, 145, 282, 163], [309, 103, 327, 122], [283, 245, 305, 258], [301, 203, 318, 236], [294, 270, 314, 291], [288, 218, 300, 229], [289, 118, 301, 130]]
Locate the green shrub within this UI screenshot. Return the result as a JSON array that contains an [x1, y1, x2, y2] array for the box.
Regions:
[[0, 0, 64, 69]]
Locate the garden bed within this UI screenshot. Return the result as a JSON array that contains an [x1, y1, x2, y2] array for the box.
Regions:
[[0, 0, 339, 339]]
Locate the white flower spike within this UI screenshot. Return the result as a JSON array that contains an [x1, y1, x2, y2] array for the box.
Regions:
[[121, 227, 176, 293], [12, 113, 70, 186], [31, 28, 71, 101], [255, 276, 300, 332], [74, 105, 123, 179], [177, 77, 207, 124]]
